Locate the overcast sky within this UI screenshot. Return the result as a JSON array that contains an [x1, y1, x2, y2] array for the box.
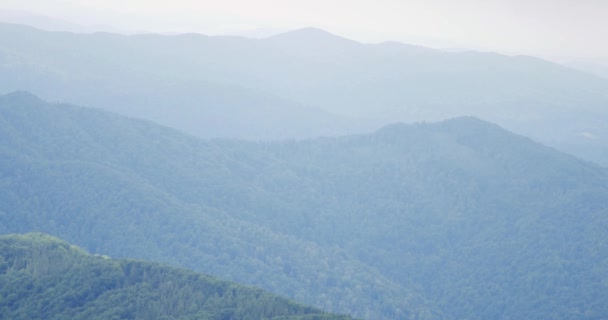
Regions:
[[2, 0, 607, 61]]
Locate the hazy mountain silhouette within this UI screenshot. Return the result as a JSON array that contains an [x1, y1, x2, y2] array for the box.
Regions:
[[1, 23, 606, 163]]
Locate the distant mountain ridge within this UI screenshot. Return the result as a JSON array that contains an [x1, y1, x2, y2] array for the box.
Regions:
[[1, 92, 608, 319], [0, 22, 606, 164]]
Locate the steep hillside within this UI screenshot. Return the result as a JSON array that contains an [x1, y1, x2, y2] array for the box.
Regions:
[[1, 92, 608, 319], [0, 91, 430, 319], [0, 23, 606, 164], [0, 233, 355, 320]]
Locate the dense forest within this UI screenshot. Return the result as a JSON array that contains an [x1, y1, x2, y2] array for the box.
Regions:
[[0, 233, 355, 320], [1, 92, 608, 319]]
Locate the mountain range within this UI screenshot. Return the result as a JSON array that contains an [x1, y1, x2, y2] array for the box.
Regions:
[[0, 23, 606, 165], [1, 92, 607, 319]]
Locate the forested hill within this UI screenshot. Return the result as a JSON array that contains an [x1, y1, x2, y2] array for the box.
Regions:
[[0, 233, 355, 320], [0, 91, 430, 319], [1, 91, 608, 319]]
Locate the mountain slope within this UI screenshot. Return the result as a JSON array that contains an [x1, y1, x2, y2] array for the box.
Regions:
[[1, 92, 608, 319], [0, 232, 355, 320], [0, 91, 430, 320], [0, 23, 607, 164]]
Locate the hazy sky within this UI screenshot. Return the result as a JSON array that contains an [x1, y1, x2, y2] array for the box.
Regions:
[[2, 0, 607, 61]]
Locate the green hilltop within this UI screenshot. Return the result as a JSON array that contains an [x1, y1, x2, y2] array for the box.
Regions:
[[0, 232, 355, 320]]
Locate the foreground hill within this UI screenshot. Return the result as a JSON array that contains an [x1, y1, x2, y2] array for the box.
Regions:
[[0, 23, 607, 164], [1, 92, 608, 319], [0, 233, 354, 320]]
